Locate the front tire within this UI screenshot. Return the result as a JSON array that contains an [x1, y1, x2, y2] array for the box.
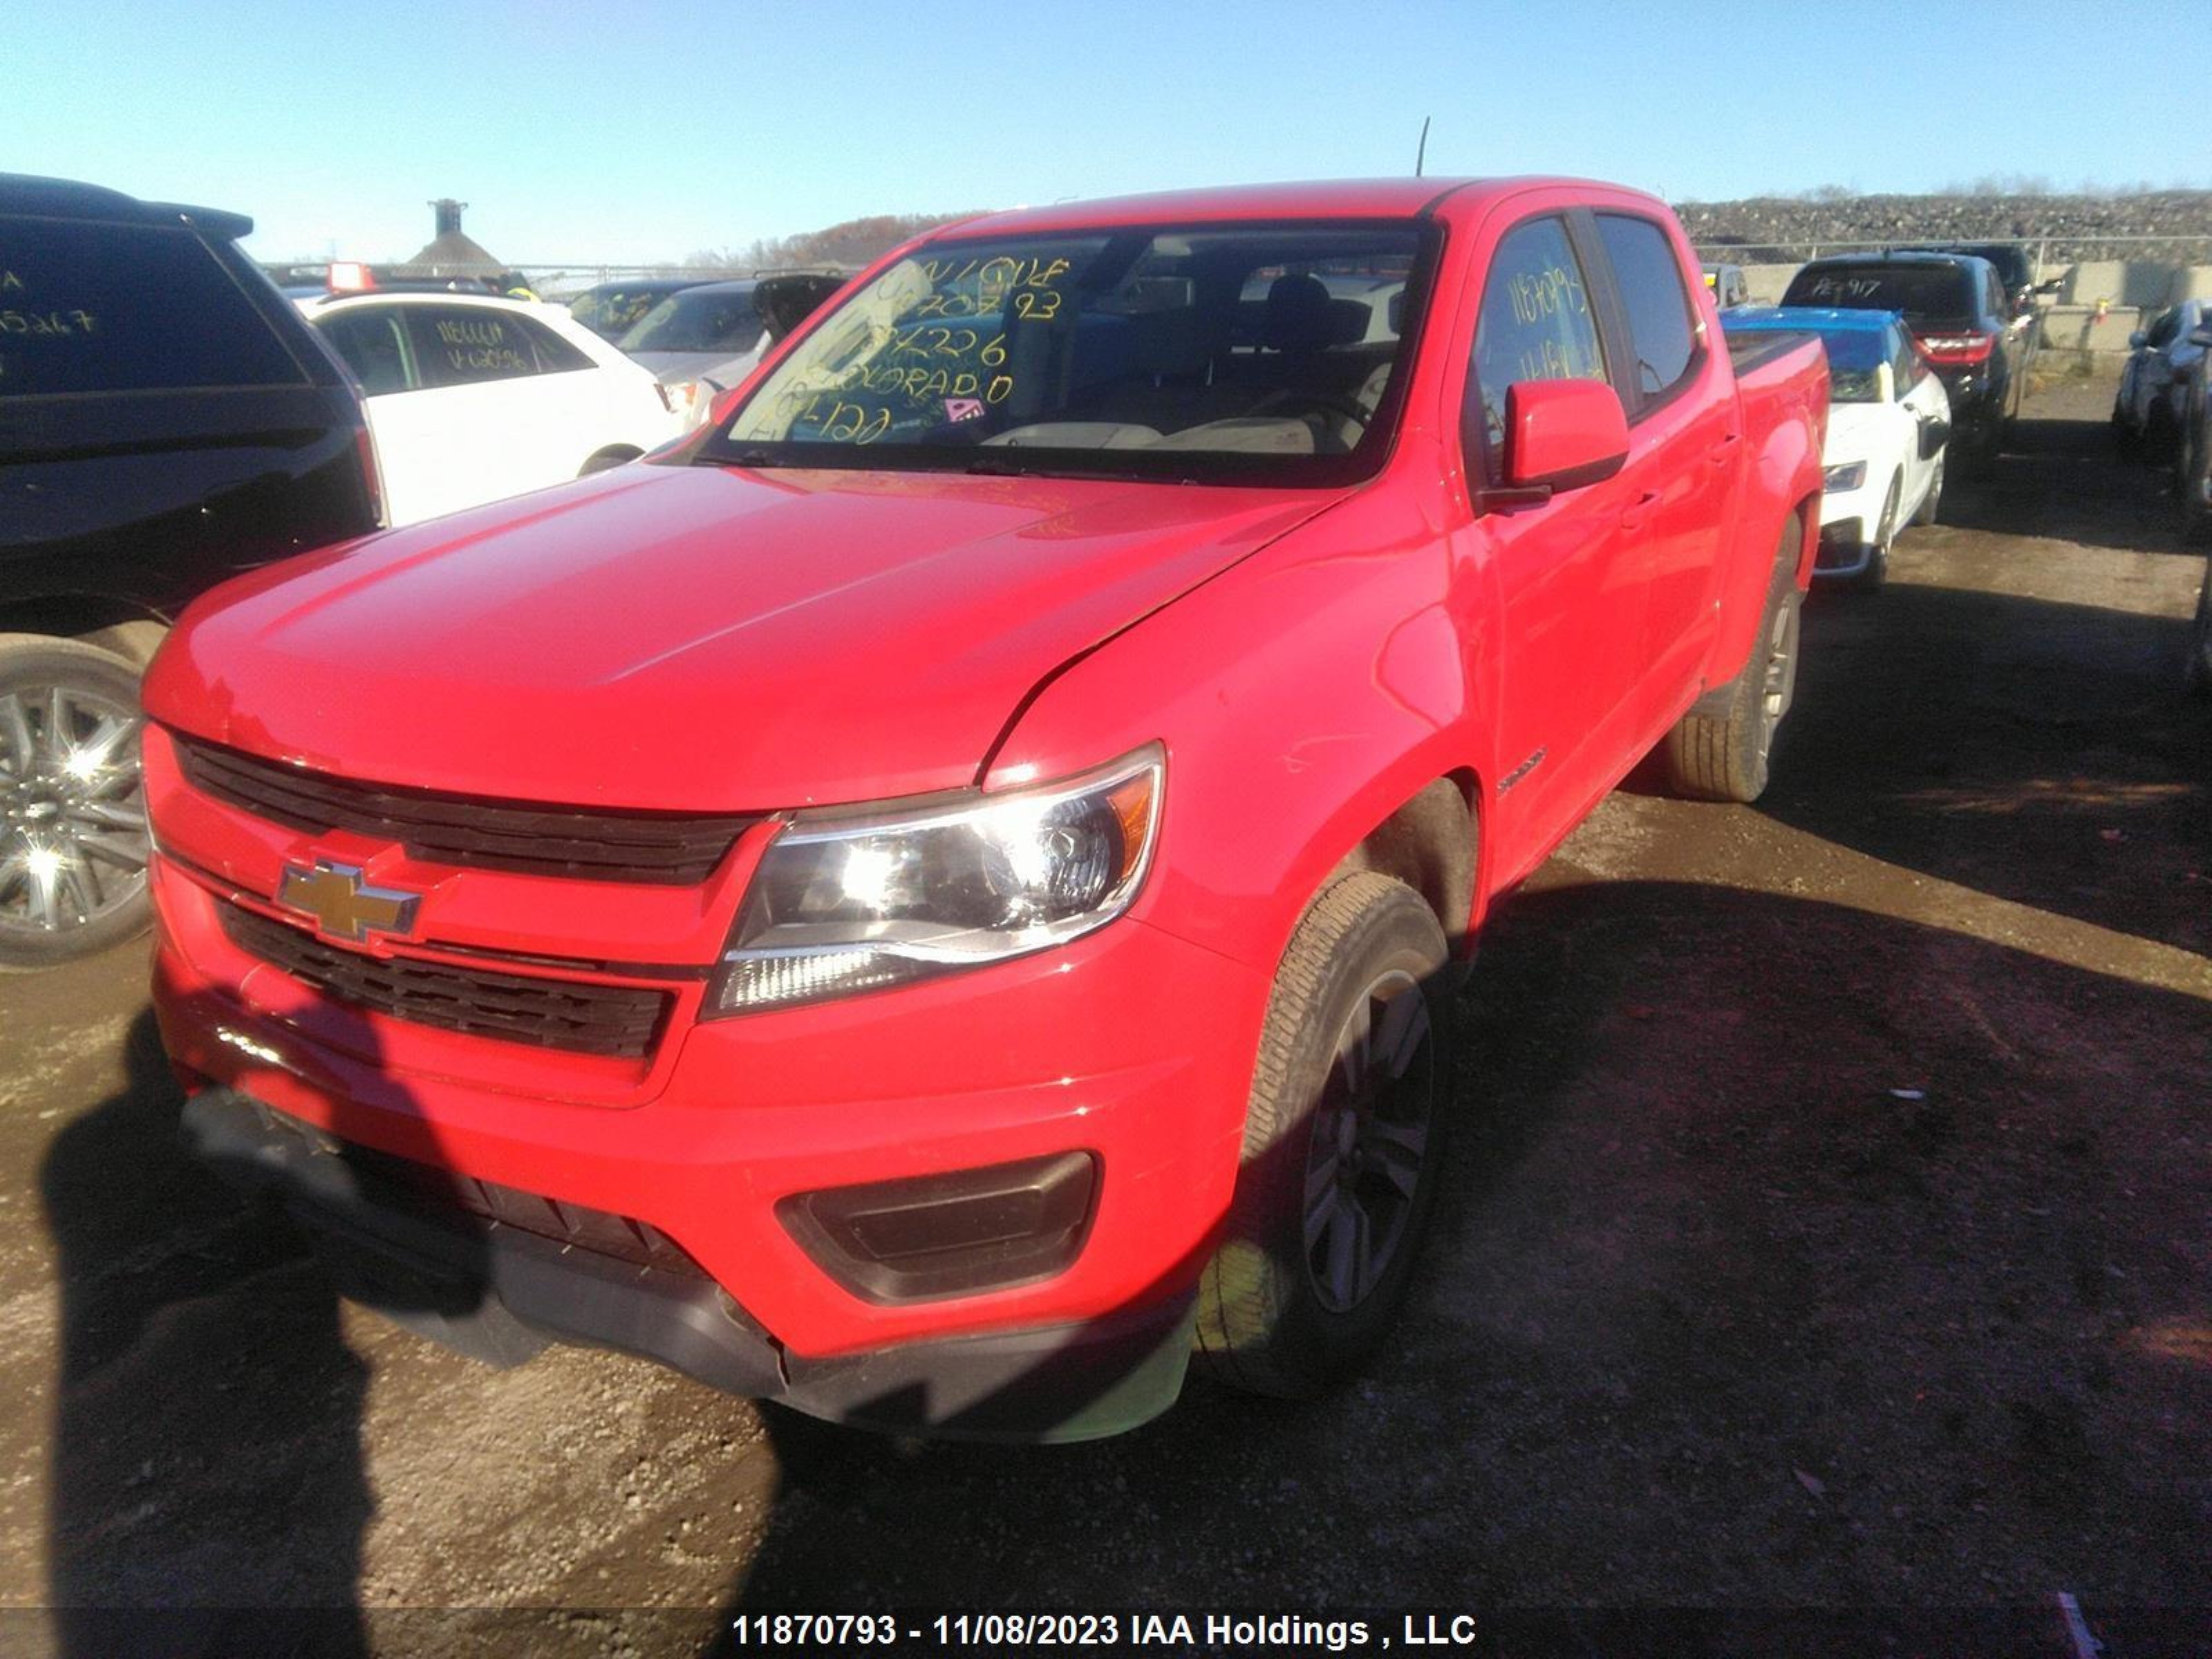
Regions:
[[1913, 454, 1944, 527], [0, 635, 151, 971], [1194, 873, 1453, 1399], [1660, 520, 1804, 803], [1857, 474, 1902, 592]]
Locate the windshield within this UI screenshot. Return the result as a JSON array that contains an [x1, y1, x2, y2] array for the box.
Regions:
[[1818, 330, 1888, 402], [620, 285, 765, 355], [572, 284, 686, 339], [1784, 265, 1969, 321], [698, 220, 1434, 485]]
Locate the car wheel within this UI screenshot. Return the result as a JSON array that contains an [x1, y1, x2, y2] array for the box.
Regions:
[[1660, 520, 1803, 803], [1194, 872, 1453, 1399], [1858, 474, 1902, 592], [2182, 418, 2212, 546], [2112, 400, 2140, 460], [2188, 561, 2212, 699], [0, 635, 152, 971], [2145, 402, 2179, 466], [1913, 454, 1944, 527]]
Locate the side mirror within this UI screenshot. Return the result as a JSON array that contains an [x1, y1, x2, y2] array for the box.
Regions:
[[1919, 419, 1951, 460], [1501, 378, 1629, 495], [2128, 330, 2148, 350]]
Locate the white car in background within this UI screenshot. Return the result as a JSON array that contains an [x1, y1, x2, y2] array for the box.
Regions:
[[299, 292, 692, 526], [1723, 306, 1950, 590]]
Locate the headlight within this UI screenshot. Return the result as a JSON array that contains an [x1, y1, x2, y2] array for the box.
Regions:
[[707, 745, 1163, 1015], [1823, 462, 1866, 493]]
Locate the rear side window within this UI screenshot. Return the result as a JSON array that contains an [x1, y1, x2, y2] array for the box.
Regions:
[[1470, 217, 1608, 469], [0, 217, 308, 396], [1596, 214, 1698, 402], [319, 309, 417, 395], [402, 306, 589, 386]]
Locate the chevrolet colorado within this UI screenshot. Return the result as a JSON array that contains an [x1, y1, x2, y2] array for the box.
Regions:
[[146, 178, 1826, 1441]]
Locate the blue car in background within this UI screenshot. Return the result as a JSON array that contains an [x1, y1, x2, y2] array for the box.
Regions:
[[1725, 307, 1951, 590]]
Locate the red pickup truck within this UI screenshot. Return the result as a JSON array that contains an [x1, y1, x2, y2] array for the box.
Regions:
[[144, 178, 1826, 1441]]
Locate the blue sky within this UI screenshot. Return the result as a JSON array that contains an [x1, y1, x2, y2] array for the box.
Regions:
[[15, 0, 2209, 265]]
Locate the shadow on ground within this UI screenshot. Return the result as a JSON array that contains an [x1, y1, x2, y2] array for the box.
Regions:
[[1771, 577, 2210, 955], [707, 883, 2209, 1643]]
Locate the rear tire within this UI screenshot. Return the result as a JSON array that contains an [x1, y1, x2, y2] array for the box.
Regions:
[[1660, 520, 1804, 803], [2112, 399, 2141, 460], [0, 635, 151, 971], [2180, 415, 2212, 547], [1913, 455, 1944, 527], [1857, 475, 1901, 592], [2186, 560, 2212, 700], [1194, 873, 1453, 1399]]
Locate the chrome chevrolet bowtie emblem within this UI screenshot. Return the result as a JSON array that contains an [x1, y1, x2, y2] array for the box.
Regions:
[[277, 861, 421, 941]]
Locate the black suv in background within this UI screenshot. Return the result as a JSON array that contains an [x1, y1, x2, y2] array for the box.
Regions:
[[1916, 243, 2050, 320], [1783, 251, 2022, 471], [1, 174, 380, 968]]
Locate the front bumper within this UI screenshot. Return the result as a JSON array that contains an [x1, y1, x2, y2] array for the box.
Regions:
[[151, 838, 1268, 1407], [183, 1088, 1195, 1441]]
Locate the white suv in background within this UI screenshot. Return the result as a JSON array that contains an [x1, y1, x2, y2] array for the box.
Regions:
[[300, 291, 691, 526]]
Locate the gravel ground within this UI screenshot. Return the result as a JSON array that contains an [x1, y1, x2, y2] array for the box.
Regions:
[[0, 371, 2204, 1658]]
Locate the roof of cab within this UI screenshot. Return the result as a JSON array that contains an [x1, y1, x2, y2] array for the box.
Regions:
[[939, 176, 1640, 238], [0, 172, 253, 241]]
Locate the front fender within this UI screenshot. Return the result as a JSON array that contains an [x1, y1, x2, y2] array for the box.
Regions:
[[984, 486, 1491, 977]]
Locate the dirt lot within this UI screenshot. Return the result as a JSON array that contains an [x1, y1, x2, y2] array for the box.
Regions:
[[0, 371, 2205, 1658]]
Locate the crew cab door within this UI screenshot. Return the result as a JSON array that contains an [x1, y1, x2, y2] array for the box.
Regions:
[[1451, 213, 1643, 872], [1587, 211, 1734, 712]]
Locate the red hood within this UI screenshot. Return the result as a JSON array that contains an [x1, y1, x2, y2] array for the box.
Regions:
[[146, 461, 1341, 809]]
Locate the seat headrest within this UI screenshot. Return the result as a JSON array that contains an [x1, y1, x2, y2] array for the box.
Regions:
[[1264, 274, 1333, 355]]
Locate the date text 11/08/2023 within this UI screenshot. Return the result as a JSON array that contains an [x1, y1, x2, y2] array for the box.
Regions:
[[724, 1612, 1482, 1649]]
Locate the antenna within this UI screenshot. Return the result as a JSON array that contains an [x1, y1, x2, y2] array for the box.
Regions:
[[1415, 116, 1432, 178]]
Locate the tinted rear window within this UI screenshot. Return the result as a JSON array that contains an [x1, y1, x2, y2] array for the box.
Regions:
[[0, 216, 308, 395], [1783, 265, 1971, 319], [1596, 214, 1698, 400]]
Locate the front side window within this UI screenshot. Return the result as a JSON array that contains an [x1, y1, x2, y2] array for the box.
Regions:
[[1890, 328, 1922, 394], [702, 220, 1434, 487], [0, 217, 308, 396], [1468, 217, 1607, 471], [1596, 214, 1698, 401]]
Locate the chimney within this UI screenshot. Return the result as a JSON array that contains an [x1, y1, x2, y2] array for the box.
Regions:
[[431, 198, 467, 237]]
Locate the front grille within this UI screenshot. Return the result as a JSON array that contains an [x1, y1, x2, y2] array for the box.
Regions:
[[221, 901, 670, 1058], [175, 735, 751, 885]]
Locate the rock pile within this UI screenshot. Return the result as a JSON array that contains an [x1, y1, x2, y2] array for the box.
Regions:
[[1675, 191, 2212, 265]]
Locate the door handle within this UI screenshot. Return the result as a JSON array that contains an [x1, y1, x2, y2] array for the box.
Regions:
[[1707, 431, 1742, 467], [1620, 490, 1660, 532]]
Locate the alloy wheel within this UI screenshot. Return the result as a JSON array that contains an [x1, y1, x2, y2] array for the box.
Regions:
[[0, 681, 149, 937], [1302, 968, 1436, 1313]]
